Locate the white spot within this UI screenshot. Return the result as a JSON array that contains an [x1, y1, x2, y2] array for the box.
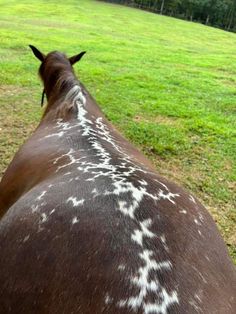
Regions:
[[131, 219, 155, 247], [194, 293, 202, 303], [105, 293, 113, 305], [117, 300, 127, 307], [138, 179, 148, 186], [55, 119, 79, 132], [198, 213, 204, 222], [189, 195, 196, 204], [41, 213, 48, 223], [160, 234, 169, 252], [37, 191, 46, 201], [194, 218, 201, 226], [64, 172, 72, 176], [111, 184, 158, 219], [23, 235, 30, 242], [53, 149, 83, 172], [67, 197, 84, 207], [50, 208, 56, 215], [45, 131, 65, 138], [72, 217, 79, 224], [31, 204, 39, 213], [118, 264, 126, 271], [179, 209, 187, 214], [154, 179, 169, 191], [92, 188, 99, 196], [158, 189, 179, 204]]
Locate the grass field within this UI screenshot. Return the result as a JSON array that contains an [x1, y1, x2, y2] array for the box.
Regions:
[[0, 0, 235, 263]]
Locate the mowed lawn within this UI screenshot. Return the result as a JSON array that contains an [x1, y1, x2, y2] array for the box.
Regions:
[[0, 0, 235, 262]]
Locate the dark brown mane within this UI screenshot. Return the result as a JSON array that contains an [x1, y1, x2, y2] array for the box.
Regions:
[[38, 51, 79, 117]]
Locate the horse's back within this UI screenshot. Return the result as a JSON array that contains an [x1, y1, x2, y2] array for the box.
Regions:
[[0, 174, 235, 314]]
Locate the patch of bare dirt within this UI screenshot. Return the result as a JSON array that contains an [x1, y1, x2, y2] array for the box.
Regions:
[[0, 85, 27, 97]]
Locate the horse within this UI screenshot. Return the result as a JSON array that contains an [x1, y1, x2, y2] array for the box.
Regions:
[[0, 46, 235, 314]]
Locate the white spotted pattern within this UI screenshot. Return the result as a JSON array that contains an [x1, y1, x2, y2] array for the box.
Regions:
[[118, 250, 178, 314], [53, 84, 180, 313], [27, 84, 210, 313]]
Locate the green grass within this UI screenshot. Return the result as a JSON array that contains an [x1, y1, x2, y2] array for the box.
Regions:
[[0, 0, 235, 262]]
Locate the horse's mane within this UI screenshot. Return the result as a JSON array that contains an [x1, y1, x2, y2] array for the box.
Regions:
[[39, 51, 78, 102]]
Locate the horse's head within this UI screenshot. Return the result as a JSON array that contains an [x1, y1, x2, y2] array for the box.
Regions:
[[29, 45, 86, 105]]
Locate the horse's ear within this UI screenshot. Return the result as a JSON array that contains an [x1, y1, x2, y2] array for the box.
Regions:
[[69, 51, 86, 65], [29, 45, 45, 62]]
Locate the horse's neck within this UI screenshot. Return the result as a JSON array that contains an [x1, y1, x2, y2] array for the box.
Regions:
[[46, 83, 155, 171], [0, 83, 152, 214]]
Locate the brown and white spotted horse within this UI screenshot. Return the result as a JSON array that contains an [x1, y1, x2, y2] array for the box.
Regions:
[[0, 46, 235, 314]]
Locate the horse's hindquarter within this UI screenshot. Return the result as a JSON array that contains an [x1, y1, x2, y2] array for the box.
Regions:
[[0, 164, 235, 313]]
